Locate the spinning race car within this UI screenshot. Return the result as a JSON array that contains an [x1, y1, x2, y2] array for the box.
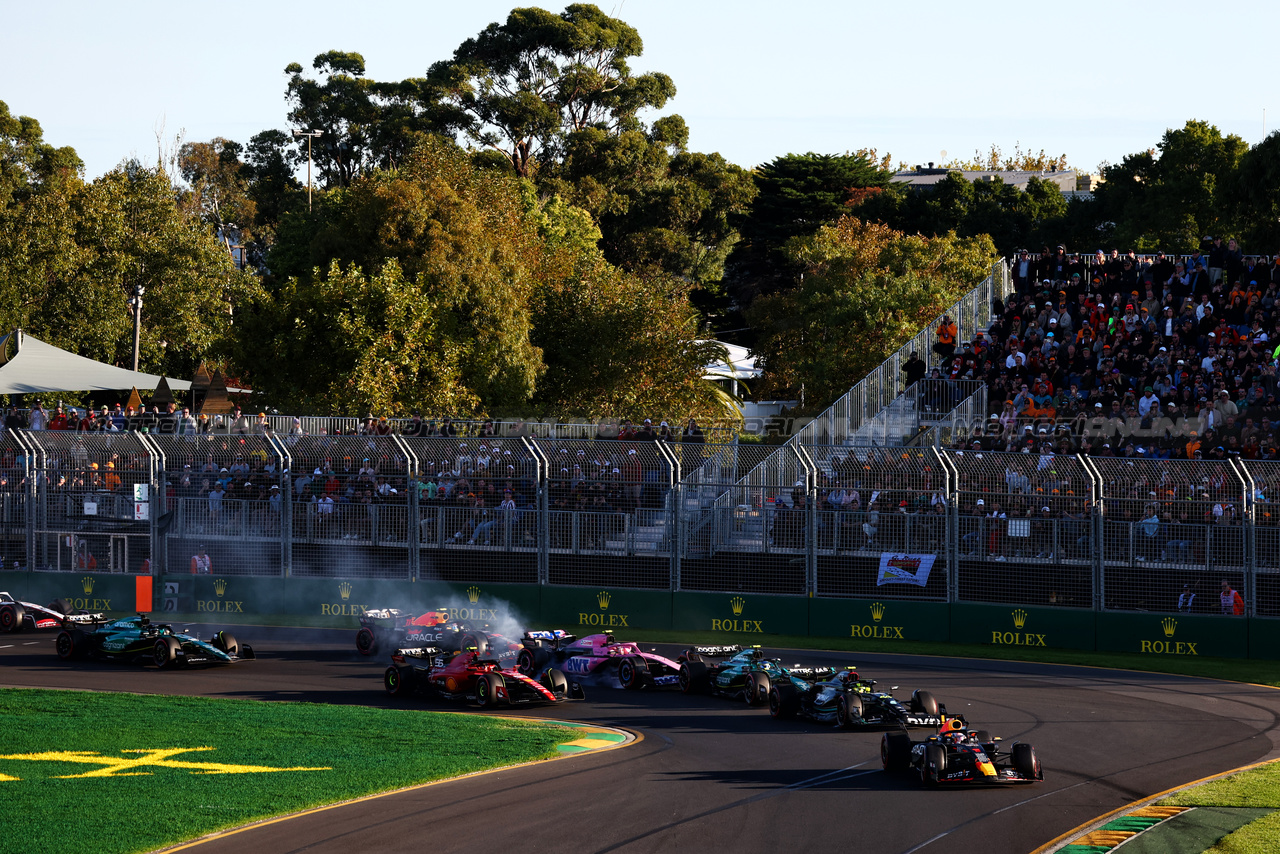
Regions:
[[767, 666, 945, 728], [881, 717, 1043, 786], [515, 630, 683, 689], [356, 607, 520, 663], [676, 645, 836, 704], [385, 645, 584, 707], [55, 614, 254, 668], [0, 592, 103, 633]]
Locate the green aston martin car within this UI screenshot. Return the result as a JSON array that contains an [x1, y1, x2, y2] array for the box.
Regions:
[[55, 614, 254, 668]]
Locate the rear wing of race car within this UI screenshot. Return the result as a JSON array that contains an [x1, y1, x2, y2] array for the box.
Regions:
[[61, 612, 105, 625], [392, 646, 444, 663], [787, 666, 837, 681], [688, 645, 742, 658], [523, 629, 575, 649]]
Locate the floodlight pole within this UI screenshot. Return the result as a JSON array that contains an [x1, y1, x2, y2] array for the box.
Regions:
[[130, 282, 145, 372], [292, 129, 324, 212]]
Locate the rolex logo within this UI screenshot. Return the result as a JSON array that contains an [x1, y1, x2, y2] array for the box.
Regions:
[[213, 578, 227, 597], [339, 582, 352, 601], [870, 602, 885, 623], [467, 586, 481, 604], [730, 596, 745, 616], [597, 591, 611, 609], [81, 576, 95, 594], [1163, 617, 1177, 638], [1012, 609, 1028, 629]]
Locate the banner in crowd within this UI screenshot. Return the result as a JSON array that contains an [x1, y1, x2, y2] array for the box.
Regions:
[[877, 554, 936, 587]]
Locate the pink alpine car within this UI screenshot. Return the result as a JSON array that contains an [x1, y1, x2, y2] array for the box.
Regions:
[[515, 630, 682, 689]]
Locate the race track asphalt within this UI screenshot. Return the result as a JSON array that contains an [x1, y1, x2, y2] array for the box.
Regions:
[[3, 626, 1280, 854]]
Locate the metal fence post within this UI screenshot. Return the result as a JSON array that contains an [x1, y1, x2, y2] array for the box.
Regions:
[[393, 434, 419, 582], [522, 437, 549, 586]]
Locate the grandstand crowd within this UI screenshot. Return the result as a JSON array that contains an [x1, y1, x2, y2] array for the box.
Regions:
[[905, 242, 1280, 461]]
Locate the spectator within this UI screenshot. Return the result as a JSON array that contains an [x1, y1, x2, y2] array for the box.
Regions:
[[190, 545, 211, 574], [1220, 580, 1244, 615], [1177, 584, 1196, 612]]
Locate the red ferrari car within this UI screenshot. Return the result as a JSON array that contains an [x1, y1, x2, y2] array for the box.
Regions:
[[384, 646, 584, 707]]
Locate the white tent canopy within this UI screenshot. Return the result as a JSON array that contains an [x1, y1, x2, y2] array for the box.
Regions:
[[0, 330, 193, 395], [702, 340, 761, 381]]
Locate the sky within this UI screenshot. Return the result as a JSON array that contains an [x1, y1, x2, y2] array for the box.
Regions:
[[4, 0, 1277, 181]]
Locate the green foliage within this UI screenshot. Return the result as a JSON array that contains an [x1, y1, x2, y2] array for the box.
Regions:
[[543, 126, 755, 288], [427, 3, 676, 178], [1092, 119, 1248, 251], [729, 151, 893, 305], [0, 687, 570, 854], [1231, 130, 1280, 251], [234, 137, 544, 414], [746, 217, 995, 404], [856, 172, 1069, 258], [177, 138, 257, 237], [0, 99, 83, 207]]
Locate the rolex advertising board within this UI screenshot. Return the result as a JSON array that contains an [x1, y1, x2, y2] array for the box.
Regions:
[[808, 597, 951, 642], [950, 603, 1097, 651], [1095, 611, 1247, 659], [539, 586, 673, 632], [7, 573, 140, 617], [671, 592, 809, 637]]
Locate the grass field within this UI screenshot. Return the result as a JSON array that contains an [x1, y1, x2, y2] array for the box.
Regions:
[[1158, 764, 1280, 853], [0, 688, 574, 854]]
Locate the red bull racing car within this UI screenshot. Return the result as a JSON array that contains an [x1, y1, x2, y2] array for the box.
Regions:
[[515, 630, 683, 689], [881, 717, 1043, 786], [384, 645, 585, 707], [0, 592, 103, 633], [356, 608, 520, 664]]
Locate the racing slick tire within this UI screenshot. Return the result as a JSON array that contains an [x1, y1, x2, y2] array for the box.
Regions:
[[460, 632, 489, 656], [542, 668, 569, 696], [212, 631, 239, 656], [385, 666, 412, 697], [618, 656, 648, 690], [679, 659, 710, 694], [922, 743, 947, 786], [55, 628, 85, 660], [154, 636, 182, 668], [50, 598, 74, 616], [744, 671, 770, 706], [0, 602, 24, 633], [355, 627, 378, 656], [768, 683, 800, 719], [910, 690, 939, 717], [1012, 743, 1039, 777], [517, 644, 552, 676], [881, 731, 911, 772], [836, 692, 863, 728], [475, 672, 504, 708]]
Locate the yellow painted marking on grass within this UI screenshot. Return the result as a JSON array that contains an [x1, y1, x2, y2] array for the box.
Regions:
[[0, 748, 329, 780], [0, 772, 18, 782]]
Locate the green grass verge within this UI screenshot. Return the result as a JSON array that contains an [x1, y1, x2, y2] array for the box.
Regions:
[[0, 687, 574, 854], [1160, 762, 1280, 852]]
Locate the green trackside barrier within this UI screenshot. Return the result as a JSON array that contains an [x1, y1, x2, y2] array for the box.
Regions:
[[950, 603, 1097, 651], [0, 570, 32, 596], [810, 598, 951, 643], [1095, 610, 1248, 659], [671, 591, 809, 637], [540, 585, 673, 632], [1248, 617, 1280, 661], [158, 576, 287, 619], [12, 572, 141, 616]]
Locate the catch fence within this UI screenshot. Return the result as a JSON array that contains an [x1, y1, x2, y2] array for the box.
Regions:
[[8, 429, 1280, 618]]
